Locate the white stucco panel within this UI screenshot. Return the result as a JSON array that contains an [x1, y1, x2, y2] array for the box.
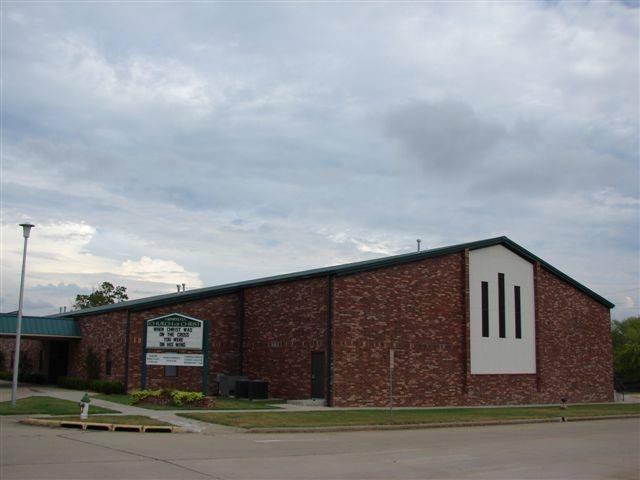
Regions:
[[469, 245, 536, 374]]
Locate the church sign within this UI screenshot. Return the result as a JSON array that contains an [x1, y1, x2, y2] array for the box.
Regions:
[[145, 314, 203, 350], [145, 353, 204, 367]]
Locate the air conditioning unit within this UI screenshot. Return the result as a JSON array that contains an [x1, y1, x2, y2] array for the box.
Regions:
[[216, 374, 248, 397]]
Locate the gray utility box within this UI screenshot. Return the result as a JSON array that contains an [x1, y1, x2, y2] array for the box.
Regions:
[[216, 374, 248, 397]]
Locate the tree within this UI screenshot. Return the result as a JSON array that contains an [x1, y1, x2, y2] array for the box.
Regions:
[[612, 316, 640, 386], [74, 282, 128, 310]]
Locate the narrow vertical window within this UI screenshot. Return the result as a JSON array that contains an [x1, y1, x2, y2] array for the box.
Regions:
[[39, 350, 44, 371], [514, 286, 522, 339], [105, 349, 112, 376], [498, 273, 506, 338], [481, 281, 489, 337]]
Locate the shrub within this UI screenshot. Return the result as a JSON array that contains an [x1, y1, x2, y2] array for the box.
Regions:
[[89, 379, 125, 394], [130, 389, 163, 403], [57, 376, 89, 390], [130, 389, 206, 406], [83, 348, 100, 380], [0, 370, 46, 384], [170, 390, 204, 407]]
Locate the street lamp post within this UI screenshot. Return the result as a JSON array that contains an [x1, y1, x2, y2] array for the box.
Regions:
[[11, 223, 35, 407]]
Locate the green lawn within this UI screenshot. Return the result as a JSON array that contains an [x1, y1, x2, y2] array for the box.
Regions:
[[93, 393, 282, 410], [52, 415, 170, 426], [180, 403, 640, 429], [0, 396, 118, 416]]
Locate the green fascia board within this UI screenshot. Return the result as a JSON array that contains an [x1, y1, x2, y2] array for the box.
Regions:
[[0, 315, 80, 338], [51, 236, 614, 317]]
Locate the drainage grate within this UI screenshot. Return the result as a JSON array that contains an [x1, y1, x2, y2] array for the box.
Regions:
[[143, 425, 173, 433], [113, 425, 143, 432], [59, 422, 83, 430], [85, 423, 111, 431]]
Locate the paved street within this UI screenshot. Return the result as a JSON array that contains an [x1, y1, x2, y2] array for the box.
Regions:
[[1, 416, 638, 479]]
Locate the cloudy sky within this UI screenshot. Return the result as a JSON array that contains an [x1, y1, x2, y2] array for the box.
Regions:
[[1, 1, 638, 319]]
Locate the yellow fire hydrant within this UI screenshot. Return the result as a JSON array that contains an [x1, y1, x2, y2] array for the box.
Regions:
[[79, 393, 90, 420]]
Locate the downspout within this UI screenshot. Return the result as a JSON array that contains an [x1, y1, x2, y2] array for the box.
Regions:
[[326, 275, 334, 407], [123, 310, 130, 391], [238, 289, 245, 376]]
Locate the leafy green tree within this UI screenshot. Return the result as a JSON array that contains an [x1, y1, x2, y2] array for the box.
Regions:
[[612, 316, 640, 385], [74, 282, 128, 310]]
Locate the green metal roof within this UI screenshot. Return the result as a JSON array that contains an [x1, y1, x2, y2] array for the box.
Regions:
[[0, 315, 80, 338], [52, 236, 614, 317]]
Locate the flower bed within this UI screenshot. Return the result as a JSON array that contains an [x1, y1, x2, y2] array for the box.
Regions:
[[131, 389, 216, 408], [140, 395, 216, 408]]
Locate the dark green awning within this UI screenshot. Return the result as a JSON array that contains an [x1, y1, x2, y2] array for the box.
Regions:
[[0, 315, 80, 338]]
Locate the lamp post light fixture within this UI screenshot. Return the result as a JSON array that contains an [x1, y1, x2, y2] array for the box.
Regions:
[[11, 223, 35, 407]]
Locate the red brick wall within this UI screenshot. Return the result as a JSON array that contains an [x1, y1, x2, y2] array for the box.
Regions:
[[534, 265, 613, 403], [243, 277, 328, 399], [0, 337, 45, 373], [127, 294, 241, 393], [332, 253, 467, 407], [68, 311, 127, 381], [331, 252, 613, 407]]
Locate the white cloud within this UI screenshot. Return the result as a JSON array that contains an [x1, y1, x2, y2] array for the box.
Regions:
[[0, 221, 202, 314]]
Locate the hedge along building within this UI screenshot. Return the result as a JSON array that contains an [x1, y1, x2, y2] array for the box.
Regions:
[[0, 236, 615, 407]]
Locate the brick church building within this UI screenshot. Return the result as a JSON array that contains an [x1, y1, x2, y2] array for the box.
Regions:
[[0, 236, 615, 407]]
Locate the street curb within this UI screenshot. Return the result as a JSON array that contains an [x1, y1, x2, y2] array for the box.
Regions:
[[244, 414, 640, 433], [20, 417, 187, 433]]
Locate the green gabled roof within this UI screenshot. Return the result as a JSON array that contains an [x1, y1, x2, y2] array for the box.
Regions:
[[51, 236, 614, 318], [0, 315, 80, 338]]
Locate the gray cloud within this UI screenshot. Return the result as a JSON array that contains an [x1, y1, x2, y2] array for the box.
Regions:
[[383, 100, 506, 174], [1, 2, 638, 319]]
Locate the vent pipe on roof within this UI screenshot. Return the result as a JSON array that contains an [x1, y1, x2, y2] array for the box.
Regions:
[[63, 306, 67, 313], [176, 284, 181, 293], [182, 283, 186, 292], [417, 239, 422, 252], [59, 307, 63, 313]]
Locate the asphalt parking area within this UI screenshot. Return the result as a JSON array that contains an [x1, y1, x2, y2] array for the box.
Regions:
[[1, 417, 638, 479]]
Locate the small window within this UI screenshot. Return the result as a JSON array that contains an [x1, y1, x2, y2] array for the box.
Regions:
[[498, 273, 506, 338], [481, 281, 489, 337], [164, 365, 177, 377], [514, 286, 522, 339], [105, 349, 112, 376]]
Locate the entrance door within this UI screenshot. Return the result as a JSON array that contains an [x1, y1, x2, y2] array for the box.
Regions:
[[311, 352, 325, 398], [48, 341, 69, 382]]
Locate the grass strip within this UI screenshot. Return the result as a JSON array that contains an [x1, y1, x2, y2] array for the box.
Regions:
[[0, 396, 118, 416], [179, 403, 640, 429], [93, 393, 281, 410]]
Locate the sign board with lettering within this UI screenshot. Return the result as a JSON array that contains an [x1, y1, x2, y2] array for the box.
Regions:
[[145, 353, 204, 367], [145, 314, 203, 350]]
